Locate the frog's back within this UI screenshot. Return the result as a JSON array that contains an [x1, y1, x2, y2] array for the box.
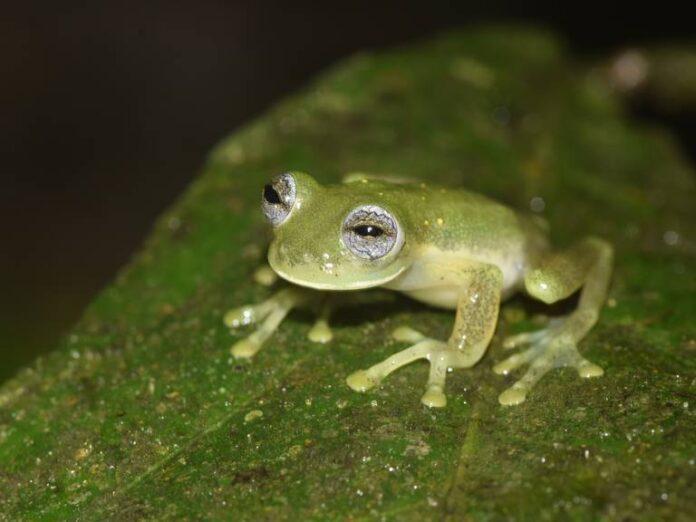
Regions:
[[369, 180, 546, 295], [371, 182, 524, 249]]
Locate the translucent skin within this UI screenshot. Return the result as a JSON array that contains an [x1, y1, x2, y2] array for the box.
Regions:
[[225, 172, 613, 408], [267, 171, 541, 293]]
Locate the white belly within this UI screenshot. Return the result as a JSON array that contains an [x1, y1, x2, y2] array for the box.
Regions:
[[385, 246, 527, 310], [403, 287, 462, 309]]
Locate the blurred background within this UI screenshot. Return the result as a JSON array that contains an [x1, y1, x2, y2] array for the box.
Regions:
[[1, 1, 694, 382]]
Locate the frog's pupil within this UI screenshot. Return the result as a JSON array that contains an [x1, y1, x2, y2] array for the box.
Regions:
[[264, 184, 282, 205], [354, 225, 383, 237]]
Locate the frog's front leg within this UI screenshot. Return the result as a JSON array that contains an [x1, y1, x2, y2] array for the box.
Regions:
[[347, 264, 503, 408], [224, 287, 308, 358], [224, 266, 340, 358], [306, 294, 334, 343], [494, 237, 613, 406]]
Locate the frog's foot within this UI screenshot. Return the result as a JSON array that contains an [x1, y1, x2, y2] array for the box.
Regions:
[[494, 318, 604, 406], [346, 326, 470, 408], [224, 288, 306, 359], [307, 317, 332, 343], [307, 297, 333, 344]]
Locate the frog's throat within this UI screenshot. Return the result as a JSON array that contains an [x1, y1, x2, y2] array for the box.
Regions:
[[269, 262, 408, 291]]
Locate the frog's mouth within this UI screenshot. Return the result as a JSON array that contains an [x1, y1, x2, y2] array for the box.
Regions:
[[271, 264, 408, 291], [268, 247, 408, 291]]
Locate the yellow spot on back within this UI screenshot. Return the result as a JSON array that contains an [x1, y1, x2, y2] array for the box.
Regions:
[[436, 218, 444, 226]]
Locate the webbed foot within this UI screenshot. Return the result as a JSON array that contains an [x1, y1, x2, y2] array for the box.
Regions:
[[346, 327, 471, 408], [494, 318, 603, 406]]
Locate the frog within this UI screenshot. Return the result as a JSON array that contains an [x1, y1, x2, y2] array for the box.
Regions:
[[224, 171, 613, 408]]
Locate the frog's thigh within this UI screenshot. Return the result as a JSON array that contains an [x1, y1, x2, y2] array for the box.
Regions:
[[525, 238, 607, 304]]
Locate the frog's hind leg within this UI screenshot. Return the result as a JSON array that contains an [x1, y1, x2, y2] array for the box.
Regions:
[[225, 287, 307, 359], [494, 237, 613, 406]]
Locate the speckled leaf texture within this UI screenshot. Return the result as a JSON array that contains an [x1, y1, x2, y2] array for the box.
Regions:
[[1, 27, 694, 521]]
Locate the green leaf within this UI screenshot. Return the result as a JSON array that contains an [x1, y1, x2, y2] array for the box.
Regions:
[[1, 27, 695, 520]]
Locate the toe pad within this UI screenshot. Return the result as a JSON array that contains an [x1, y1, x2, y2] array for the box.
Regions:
[[346, 370, 378, 392], [498, 388, 527, 406]]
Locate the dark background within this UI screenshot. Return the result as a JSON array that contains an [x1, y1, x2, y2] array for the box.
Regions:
[[2, 1, 694, 381]]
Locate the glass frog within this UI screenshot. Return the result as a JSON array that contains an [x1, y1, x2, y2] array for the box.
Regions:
[[224, 171, 613, 408]]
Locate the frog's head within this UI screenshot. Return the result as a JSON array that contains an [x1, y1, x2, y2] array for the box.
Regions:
[[262, 172, 411, 290]]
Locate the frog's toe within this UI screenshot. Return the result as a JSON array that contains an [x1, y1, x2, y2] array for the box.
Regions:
[[576, 358, 604, 378], [502, 330, 546, 349], [498, 387, 528, 406], [497, 349, 555, 406], [502, 318, 564, 349], [493, 347, 537, 375], [307, 319, 333, 343], [252, 265, 278, 287], [346, 370, 379, 392], [421, 385, 447, 408], [224, 306, 257, 328], [230, 337, 262, 359]]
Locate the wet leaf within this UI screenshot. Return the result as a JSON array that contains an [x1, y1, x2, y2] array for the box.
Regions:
[[1, 27, 695, 520]]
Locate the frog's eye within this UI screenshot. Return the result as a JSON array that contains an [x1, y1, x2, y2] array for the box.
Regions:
[[342, 205, 403, 260], [262, 172, 296, 226]]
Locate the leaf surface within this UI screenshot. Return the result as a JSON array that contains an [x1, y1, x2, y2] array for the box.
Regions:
[[1, 27, 695, 520]]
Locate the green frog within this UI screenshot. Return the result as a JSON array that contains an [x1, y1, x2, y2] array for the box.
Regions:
[[224, 171, 612, 408]]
